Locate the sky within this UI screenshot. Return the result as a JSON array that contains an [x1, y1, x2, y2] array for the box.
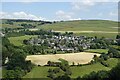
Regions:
[[0, 0, 119, 21]]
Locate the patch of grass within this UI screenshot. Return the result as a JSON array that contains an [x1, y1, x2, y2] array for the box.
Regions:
[[75, 33, 117, 39], [106, 58, 119, 68], [1, 67, 7, 78], [85, 49, 109, 54], [1, 24, 23, 28], [23, 58, 118, 78], [70, 58, 118, 78], [70, 63, 109, 78], [8, 35, 37, 46], [23, 66, 55, 78]]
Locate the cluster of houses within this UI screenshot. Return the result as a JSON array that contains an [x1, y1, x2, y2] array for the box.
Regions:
[[27, 34, 96, 52]]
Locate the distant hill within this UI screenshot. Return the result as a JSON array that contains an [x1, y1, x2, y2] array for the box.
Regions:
[[1, 19, 118, 32], [1, 19, 52, 29], [37, 20, 118, 32]]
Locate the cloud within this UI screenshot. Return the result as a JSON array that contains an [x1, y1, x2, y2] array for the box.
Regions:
[[69, 18, 81, 21], [55, 10, 81, 21], [109, 12, 118, 16], [71, 0, 117, 11], [0, 12, 12, 19], [71, 0, 96, 10], [56, 10, 72, 20], [0, 11, 45, 20]]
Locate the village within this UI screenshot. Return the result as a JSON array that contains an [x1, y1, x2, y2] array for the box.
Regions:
[[26, 30, 110, 53]]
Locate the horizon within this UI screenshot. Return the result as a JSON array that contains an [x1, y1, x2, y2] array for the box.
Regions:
[[1, 2, 118, 21], [1, 18, 119, 22]]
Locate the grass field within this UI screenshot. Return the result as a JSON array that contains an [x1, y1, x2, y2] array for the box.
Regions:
[[26, 52, 100, 66], [85, 49, 109, 54], [37, 20, 118, 32], [70, 58, 118, 78], [23, 66, 55, 78], [37, 20, 118, 38], [23, 58, 118, 78], [2, 19, 118, 38], [8, 35, 37, 46], [74, 33, 117, 38], [1, 24, 23, 28]]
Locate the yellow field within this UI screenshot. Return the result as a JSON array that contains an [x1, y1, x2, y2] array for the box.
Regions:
[[26, 52, 100, 66], [55, 31, 118, 33]]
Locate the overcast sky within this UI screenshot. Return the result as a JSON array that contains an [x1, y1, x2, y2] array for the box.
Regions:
[[0, 0, 119, 21]]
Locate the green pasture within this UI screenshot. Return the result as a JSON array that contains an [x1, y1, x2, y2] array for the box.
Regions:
[[70, 58, 118, 78], [23, 58, 118, 78], [37, 20, 118, 32], [8, 35, 37, 46], [74, 33, 117, 38], [85, 49, 109, 54]]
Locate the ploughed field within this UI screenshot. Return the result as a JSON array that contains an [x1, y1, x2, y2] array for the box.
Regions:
[[26, 52, 100, 66]]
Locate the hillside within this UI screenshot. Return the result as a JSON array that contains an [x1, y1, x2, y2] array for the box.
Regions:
[[1, 19, 118, 38], [37, 20, 118, 32], [1, 19, 118, 31]]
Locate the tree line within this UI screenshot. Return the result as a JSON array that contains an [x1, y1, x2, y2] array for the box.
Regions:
[[2, 37, 34, 79]]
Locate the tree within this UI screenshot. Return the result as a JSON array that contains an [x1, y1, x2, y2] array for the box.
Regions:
[[4, 70, 15, 78], [101, 61, 109, 67], [2, 46, 9, 65], [78, 46, 84, 52], [116, 35, 120, 39], [23, 39, 29, 45], [108, 47, 120, 58], [47, 61, 52, 66], [47, 72, 56, 79], [7, 49, 26, 70], [53, 68, 60, 74], [90, 44, 97, 49], [65, 70, 72, 75], [93, 55, 99, 62], [83, 70, 109, 80], [100, 54, 109, 61], [75, 76, 82, 80], [14, 67, 25, 78], [97, 70, 109, 79], [109, 61, 120, 80], [54, 74, 71, 80], [48, 68, 53, 73], [72, 62, 75, 66]]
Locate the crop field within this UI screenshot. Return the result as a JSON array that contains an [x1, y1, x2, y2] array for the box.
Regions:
[[8, 35, 37, 46], [23, 58, 118, 78], [55, 31, 118, 34], [26, 52, 100, 66]]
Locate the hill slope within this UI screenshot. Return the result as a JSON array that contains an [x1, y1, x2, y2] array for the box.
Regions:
[[37, 20, 118, 32]]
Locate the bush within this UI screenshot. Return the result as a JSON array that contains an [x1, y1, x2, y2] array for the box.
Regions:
[[53, 68, 60, 73], [101, 61, 109, 67], [100, 54, 109, 61], [65, 70, 72, 75], [108, 47, 120, 58], [54, 74, 71, 80], [109, 62, 120, 80]]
